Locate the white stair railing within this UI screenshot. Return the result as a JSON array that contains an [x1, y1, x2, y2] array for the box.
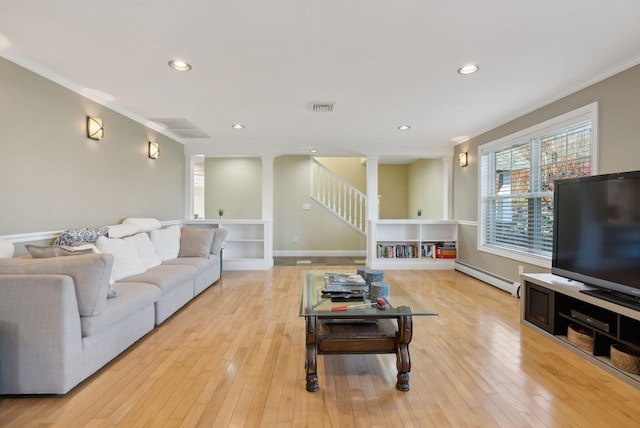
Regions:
[[310, 158, 367, 235]]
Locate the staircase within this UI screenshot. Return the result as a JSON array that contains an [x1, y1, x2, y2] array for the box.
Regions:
[[311, 158, 367, 235]]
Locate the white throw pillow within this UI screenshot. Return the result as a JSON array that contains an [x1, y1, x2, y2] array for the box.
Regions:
[[150, 225, 181, 261], [96, 236, 147, 281], [130, 233, 162, 269], [0, 239, 14, 258], [122, 218, 162, 233], [107, 223, 139, 238]]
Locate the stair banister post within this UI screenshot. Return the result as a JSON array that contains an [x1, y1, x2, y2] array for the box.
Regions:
[[366, 157, 379, 222]]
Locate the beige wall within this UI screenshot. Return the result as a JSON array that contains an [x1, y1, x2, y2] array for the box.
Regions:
[[274, 156, 365, 252], [204, 157, 262, 219], [378, 165, 409, 219], [0, 57, 185, 235], [453, 63, 640, 282], [408, 159, 444, 219], [378, 160, 445, 219], [315, 157, 366, 193]]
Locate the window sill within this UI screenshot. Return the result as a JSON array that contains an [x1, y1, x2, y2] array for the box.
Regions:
[[478, 244, 551, 269]]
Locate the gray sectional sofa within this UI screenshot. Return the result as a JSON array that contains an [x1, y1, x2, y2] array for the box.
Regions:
[[0, 222, 227, 395]]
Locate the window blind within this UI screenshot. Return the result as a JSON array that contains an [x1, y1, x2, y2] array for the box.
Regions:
[[480, 120, 593, 260]]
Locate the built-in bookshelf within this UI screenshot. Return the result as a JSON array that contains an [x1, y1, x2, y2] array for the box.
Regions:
[[181, 220, 273, 270], [367, 220, 458, 270]]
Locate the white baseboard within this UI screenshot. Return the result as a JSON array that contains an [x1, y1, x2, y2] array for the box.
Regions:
[[455, 260, 520, 297]]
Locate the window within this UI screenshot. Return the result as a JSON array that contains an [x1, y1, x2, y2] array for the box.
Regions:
[[478, 103, 598, 266]]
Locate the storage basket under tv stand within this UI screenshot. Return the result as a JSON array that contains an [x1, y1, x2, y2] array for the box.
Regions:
[[521, 273, 640, 390]]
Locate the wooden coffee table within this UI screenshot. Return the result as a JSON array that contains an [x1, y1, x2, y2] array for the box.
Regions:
[[299, 272, 437, 392]]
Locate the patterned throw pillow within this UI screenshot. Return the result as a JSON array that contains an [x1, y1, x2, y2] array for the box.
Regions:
[[54, 226, 110, 246]]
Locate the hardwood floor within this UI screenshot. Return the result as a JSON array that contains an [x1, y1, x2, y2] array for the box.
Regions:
[[2, 267, 640, 427]]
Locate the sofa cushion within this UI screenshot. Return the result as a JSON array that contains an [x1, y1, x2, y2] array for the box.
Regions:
[[0, 253, 113, 316], [0, 239, 14, 258], [119, 264, 195, 294], [25, 245, 94, 258], [150, 225, 181, 261], [163, 256, 217, 271], [131, 233, 162, 269], [96, 236, 147, 282], [68, 243, 116, 298], [179, 227, 215, 258], [163, 257, 219, 295], [80, 281, 161, 336]]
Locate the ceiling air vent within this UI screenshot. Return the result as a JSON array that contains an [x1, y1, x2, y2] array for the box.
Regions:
[[149, 117, 210, 138], [309, 102, 335, 112]]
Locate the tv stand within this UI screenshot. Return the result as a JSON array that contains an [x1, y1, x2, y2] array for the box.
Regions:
[[580, 289, 640, 312], [521, 273, 640, 390]]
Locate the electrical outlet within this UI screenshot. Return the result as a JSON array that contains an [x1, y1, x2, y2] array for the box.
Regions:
[[293, 236, 298, 243], [518, 265, 524, 275]]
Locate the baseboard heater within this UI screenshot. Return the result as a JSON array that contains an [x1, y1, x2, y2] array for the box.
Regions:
[[454, 260, 520, 297]]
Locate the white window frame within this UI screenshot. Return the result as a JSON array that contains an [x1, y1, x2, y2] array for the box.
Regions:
[[477, 102, 599, 268]]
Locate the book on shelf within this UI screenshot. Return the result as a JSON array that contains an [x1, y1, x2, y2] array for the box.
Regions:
[[376, 243, 418, 259], [434, 242, 457, 259], [421, 243, 436, 258]]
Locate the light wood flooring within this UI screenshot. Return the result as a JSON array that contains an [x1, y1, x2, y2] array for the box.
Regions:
[[2, 267, 640, 427]]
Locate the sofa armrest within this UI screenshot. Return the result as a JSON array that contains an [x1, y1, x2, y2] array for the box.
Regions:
[[0, 274, 83, 394], [211, 228, 228, 256]]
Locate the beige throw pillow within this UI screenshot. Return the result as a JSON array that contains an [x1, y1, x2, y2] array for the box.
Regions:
[[26, 244, 94, 258], [0, 253, 113, 316], [179, 227, 215, 258]]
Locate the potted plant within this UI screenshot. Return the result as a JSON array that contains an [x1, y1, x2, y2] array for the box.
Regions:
[[218, 209, 224, 220]]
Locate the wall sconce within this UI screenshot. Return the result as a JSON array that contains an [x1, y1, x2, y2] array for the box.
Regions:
[[148, 141, 160, 159], [458, 152, 468, 167], [87, 116, 104, 140]]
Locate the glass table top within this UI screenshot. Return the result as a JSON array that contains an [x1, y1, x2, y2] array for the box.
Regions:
[[299, 272, 437, 318]]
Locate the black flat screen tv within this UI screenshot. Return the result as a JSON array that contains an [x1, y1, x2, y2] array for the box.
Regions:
[[552, 170, 640, 304]]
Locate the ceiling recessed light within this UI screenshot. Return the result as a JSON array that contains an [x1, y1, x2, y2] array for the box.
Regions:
[[457, 64, 479, 75], [398, 125, 411, 130], [231, 124, 245, 129], [168, 59, 192, 71]]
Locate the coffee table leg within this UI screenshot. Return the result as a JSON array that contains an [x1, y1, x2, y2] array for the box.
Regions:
[[396, 314, 413, 391], [305, 316, 319, 392]]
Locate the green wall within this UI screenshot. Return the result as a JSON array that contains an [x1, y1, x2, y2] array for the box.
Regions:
[[378, 160, 444, 219], [315, 157, 366, 193], [204, 157, 262, 219], [378, 164, 409, 219], [408, 159, 444, 219], [273, 156, 365, 253], [0, 57, 186, 235]]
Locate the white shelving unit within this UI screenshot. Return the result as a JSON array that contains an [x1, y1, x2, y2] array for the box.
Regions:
[[181, 220, 273, 270], [367, 220, 458, 270]]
